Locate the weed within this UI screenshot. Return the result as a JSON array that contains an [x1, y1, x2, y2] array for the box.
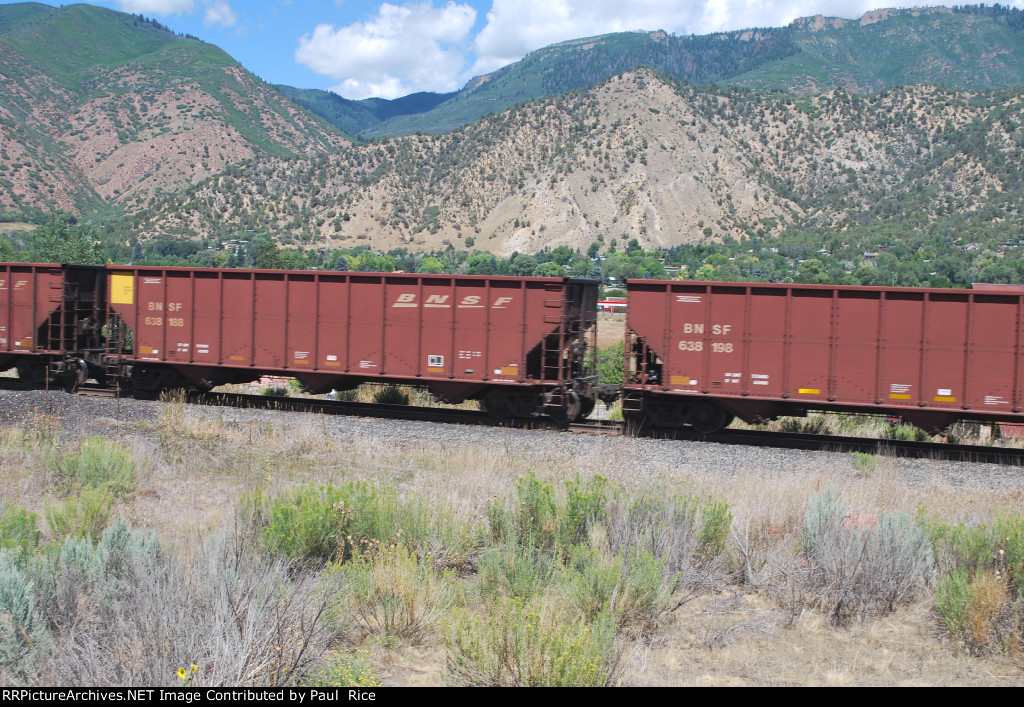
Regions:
[[343, 542, 457, 645], [52, 437, 137, 499], [43, 488, 114, 541], [850, 451, 877, 476], [374, 385, 409, 405], [304, 650, 381, 688], [444, 597, 617, 687], [0, 504, 42, 563]]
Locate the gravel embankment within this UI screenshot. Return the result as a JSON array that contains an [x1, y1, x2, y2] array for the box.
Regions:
[[3, 388, 1024, 502]]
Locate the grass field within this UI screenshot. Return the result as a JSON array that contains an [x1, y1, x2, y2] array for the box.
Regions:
[[0, 391, 1021, 686]]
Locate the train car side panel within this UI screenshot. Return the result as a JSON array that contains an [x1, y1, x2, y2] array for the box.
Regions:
[[192, 271, 224, 365], [284, 273, 317, 372], [832, 290, 881, 404], [488, 279, 528, 382], [877, 292, 926, 408], [745, 288, 787, 399], [315, 274, 350, 373], [450, 279, 489, 382], [787, 289, 832, 402], [964, 294, 1020, 414], [921, 292, 968, 412]]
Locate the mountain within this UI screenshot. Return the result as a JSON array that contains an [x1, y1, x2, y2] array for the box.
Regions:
[[0, 2, 348, 221], [127, 68, 1024, 258], [5, 2, 1024, 262], [304, 5, 1024, 139]]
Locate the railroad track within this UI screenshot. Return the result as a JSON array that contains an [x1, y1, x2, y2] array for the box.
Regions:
[[3, 378, 1021, 463]]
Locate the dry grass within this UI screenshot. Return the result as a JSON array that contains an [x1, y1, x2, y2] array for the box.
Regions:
[[1, 395, 1023, 686]]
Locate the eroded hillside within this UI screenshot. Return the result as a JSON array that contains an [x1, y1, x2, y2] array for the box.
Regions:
[[133, 70, 1024, 255]]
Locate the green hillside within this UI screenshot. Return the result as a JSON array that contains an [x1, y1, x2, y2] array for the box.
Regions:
[[0, 2, 346, 221], [342, 5, 1024, 139]]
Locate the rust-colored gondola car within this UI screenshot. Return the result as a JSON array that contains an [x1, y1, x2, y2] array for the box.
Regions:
[[623, 279, 1024, 433], [104, 267, 600, 420]]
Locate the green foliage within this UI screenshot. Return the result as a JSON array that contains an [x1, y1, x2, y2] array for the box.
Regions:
[[0, 505, 42, 562], [373, 385, 410, 405], [935, 569, 1021, 656], [562, 545, 676, 625], [43, 488, 115, 542], [252, 485, 354, 564], [52, 437, 138, 499], [444, 598, 616, 687], [479, 543, 558, 600], [597, 342, 624, 386], [243, 482, 443, 566], [342, 542, 457, 645], [562, 475, 607, 547], [23, 215, 103, 265], [920, 511, 1024, 591], [850, 451, 878, 475]]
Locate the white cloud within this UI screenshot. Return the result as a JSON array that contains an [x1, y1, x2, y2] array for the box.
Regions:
[[295, 1, 477, 99], [203, 0, 237, 28], [110, 0, 197, 14]]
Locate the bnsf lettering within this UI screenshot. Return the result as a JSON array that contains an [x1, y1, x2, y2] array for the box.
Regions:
[[392, 294, 515, 308], [146, 302, 183, 312], [681, 323, 733, 335]]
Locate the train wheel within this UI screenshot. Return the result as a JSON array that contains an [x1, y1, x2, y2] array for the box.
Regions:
[[689, 402, 727, 434]]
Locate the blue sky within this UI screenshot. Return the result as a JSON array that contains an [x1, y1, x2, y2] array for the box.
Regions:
[[6, 1, 1024, 99]]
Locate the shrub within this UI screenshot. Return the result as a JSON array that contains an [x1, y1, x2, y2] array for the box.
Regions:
[[244, 482, 442, 566], [26, 524, 342, 685], [343, 542, 456, 645], [479, 542, 558, 600], [444, 598, 617, 687], [936, 569, 1021, 656], [800, 487, 932, 625], [44, 488, 114, 541], [561, 475, 607, 547], [0, 504, 42, 562], [261, 385, 290, 397], [52, 437, 137, 499], [253, 485, 354, 564], [562, 545, 676, 626], [605, 492, 731, 581], [373, 385, 409, 405], [0, 552, 47, 682]]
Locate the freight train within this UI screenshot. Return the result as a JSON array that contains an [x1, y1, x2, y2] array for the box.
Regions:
[[4, 262, 1024, 434]]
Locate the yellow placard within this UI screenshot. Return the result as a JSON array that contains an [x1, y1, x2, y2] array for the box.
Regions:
[[934, 396, 957, 403], [670, 375, 693, 386], [500, 366, 519, 376], [110, 272, 134, 305], [798, 388, 821, 395], [889, 393, 911, 400]]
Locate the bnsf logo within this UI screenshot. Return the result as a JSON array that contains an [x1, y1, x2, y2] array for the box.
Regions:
[[392, 294, 514, 309]]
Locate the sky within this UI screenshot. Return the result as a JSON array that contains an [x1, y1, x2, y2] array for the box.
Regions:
[[7, 1, 1024, 100]]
